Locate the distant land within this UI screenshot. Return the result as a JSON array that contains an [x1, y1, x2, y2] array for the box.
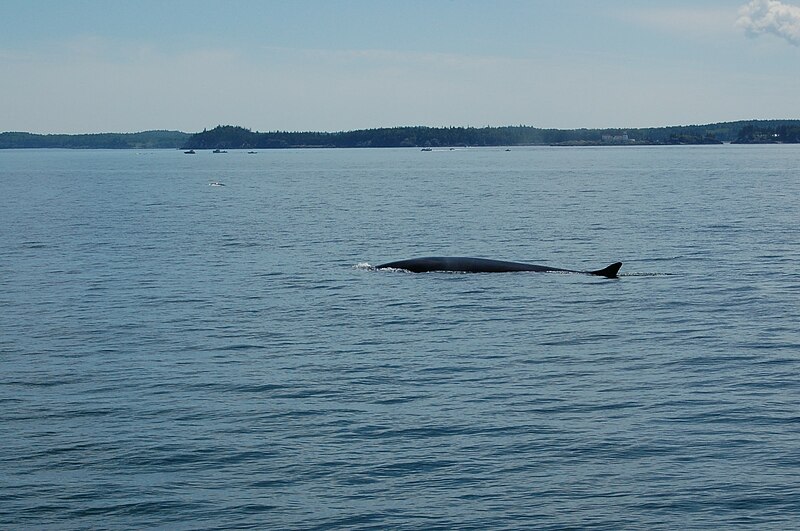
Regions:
[[0, 130, 191, 150], [2, 120, 799, 149]]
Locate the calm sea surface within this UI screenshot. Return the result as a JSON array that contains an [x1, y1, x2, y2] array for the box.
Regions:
[[1, 145, 799, 530]]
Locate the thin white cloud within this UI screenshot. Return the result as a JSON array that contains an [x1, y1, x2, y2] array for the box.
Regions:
[[2, 32, 799, 133], [738, 0, 800, 45], [616, 6, 737, 37]]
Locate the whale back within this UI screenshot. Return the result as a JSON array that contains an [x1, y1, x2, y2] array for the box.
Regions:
[[377, 256, 621, 277]]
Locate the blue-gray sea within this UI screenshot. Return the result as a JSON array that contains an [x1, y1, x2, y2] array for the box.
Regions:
[[1, 145, 799, 530]]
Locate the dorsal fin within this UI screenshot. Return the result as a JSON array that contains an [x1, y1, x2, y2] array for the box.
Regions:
[[589, 262, 622, 278]]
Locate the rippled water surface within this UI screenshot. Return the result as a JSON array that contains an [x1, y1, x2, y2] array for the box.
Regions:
[[2, 146, 799, 529]]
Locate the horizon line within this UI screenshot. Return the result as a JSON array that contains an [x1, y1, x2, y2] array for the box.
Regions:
[[4, 118, 800, 136]]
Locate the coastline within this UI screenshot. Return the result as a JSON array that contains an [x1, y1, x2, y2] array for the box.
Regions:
[[2, 119, 799, 150]]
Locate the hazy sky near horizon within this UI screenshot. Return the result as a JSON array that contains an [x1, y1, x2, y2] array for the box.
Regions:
[[2, 0, 799, 134]]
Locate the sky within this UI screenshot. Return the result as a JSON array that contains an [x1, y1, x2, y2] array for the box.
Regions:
[[1, 0, 799, 134]]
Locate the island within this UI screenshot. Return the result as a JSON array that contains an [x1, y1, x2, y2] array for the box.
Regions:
[[2, 120, 799, 150]]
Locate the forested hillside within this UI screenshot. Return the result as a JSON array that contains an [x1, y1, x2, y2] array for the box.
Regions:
[[182, 120, 800, 149], [0, 130, 190, 149], [3, 120, 800, 149]]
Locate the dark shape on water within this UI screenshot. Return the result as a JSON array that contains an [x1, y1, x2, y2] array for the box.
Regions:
[[184, 149, 196, 154], [376, 257, 622, 278]]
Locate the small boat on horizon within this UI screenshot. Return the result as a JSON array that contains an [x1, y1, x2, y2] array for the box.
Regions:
[[212, 149, 228, 154], [209, 181, 225, 186], [184, 149, 196, 154]]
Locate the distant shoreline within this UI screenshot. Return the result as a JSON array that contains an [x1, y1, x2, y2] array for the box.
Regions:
[[2, 120, 799, 149]]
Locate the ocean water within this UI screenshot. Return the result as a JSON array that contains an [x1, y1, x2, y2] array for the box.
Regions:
[[1, 145, 798, 530]]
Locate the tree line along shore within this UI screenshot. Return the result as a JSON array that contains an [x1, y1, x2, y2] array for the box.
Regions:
[[2, 120, 799, 150]]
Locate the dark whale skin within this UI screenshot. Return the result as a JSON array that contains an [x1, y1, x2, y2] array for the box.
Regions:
[[377, 257, 622, 278]]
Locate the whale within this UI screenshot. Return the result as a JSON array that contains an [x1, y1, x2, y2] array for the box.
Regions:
[[376, 257, 622, 278]]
